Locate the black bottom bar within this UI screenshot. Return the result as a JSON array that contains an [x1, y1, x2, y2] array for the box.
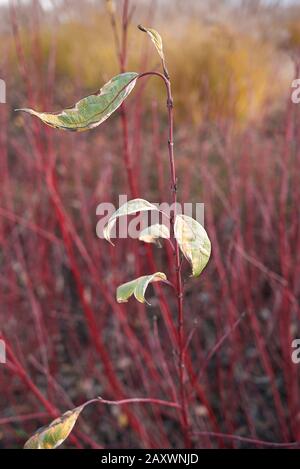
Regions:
[[2, 448, 300, 466]]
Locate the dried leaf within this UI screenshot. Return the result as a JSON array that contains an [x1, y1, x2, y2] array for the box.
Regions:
[[138, 25, 165, 61]]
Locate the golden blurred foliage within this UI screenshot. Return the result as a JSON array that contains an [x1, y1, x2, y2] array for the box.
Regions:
[[168, 22, 278, 124], [1, 2, 296, 126]]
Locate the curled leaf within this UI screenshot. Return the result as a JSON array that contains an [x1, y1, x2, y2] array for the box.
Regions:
[[17, 72, 138, 132], [138, 25, 169, 78], [117, 272, 167, 305], [139, 223, 170, 247], [24, 405, 85, 449], [174, 214, 211, 277], [103, 198, 159, 245], [138, 25, 165, 61]]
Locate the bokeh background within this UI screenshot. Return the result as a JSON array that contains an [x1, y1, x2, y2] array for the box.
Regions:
[[1, 0, 300, 448]]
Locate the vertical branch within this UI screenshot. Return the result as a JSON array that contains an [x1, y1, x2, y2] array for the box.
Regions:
[[119, 0, 139, 197], [107, 0, 139, 197], [138, 70, 191, 447], [165, 80, 191, 449]]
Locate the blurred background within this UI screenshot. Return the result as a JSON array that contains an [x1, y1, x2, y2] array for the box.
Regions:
[[0, 0, 300, 448]]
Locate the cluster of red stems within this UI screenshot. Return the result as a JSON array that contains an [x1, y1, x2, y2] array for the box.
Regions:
[[0, 0, 300, 449]]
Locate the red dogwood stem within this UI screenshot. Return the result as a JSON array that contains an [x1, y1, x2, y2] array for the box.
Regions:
[[138, 71, 191, 448]]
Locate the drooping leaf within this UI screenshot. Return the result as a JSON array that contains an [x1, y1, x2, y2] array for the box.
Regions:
[[138, 223, 170, 247], [116, 272, 167, 305], [174, 214, 211, 277], [103, 198, 159, 245], [138, 25, 169, 78], [17, 72, 138, 132], [138, 25, 165, 61], [24, 405, 85, 449]]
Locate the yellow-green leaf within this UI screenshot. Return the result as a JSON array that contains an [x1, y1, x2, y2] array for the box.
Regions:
[[138, 223, 170, 247], [103, 198, 159, 245], [138, 25, 165, 61], [116, 272, 167, 305], [24, 405, 84, 449], [17, 72, 138, 132], [174, 214, 211, 277]]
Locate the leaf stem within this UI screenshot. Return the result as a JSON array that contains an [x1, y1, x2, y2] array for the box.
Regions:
[[97, 396, 180, 410]]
